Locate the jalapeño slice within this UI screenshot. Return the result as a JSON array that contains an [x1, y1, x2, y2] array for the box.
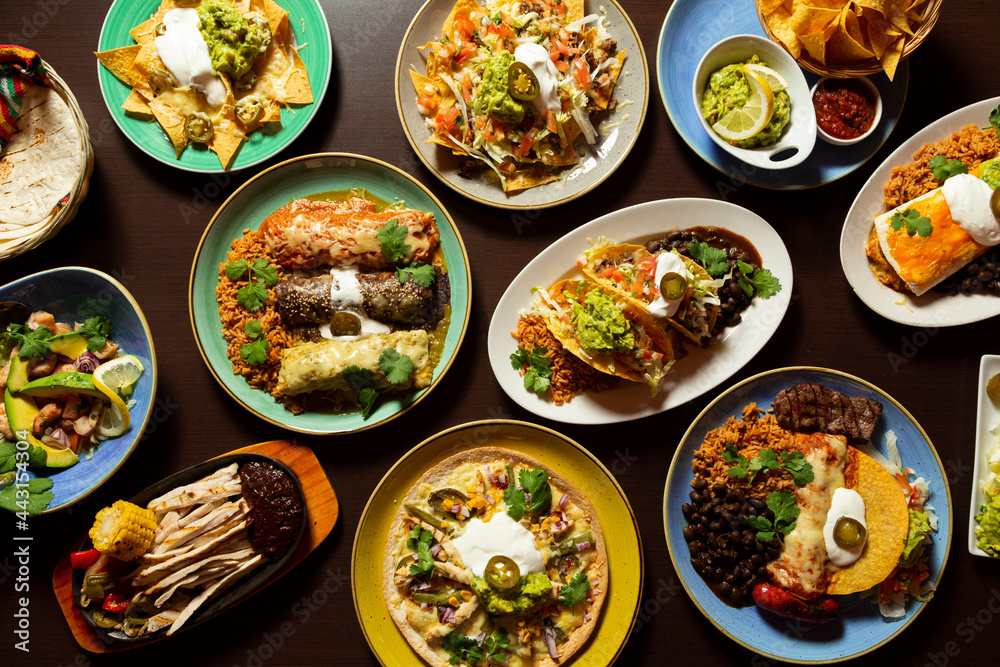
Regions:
[[508, 62, 540, 102], [484, 555, 521, 591], [658, 271, 688, 300], [991, 187, 1000, 219], [832, 516, 867, 548]]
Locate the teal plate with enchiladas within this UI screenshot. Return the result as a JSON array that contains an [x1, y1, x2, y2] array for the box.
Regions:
[[188, 153, 471, 434], [663, 367, 952, 663]]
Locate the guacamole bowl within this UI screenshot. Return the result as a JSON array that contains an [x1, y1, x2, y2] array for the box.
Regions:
[[693, 34, 816, 170]]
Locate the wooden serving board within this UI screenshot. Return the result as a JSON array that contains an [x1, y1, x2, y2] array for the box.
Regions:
[[51, 440, 338, 653]]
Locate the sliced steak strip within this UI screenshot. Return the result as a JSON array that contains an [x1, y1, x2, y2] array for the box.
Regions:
[[773, 383, 883, 444]]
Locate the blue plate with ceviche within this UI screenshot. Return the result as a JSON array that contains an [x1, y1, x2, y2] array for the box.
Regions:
[[663, 367, 951, 663], [657, 0, 908, 190], [0, 267, 157, 514]]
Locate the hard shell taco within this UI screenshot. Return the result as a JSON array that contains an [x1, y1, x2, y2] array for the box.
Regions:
[[532, 278, 675, 393], [579, 240, 723, 345]]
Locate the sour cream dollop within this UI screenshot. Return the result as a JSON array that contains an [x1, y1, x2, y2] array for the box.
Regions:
[[822, 487, 867, 567], [451, 512, 545, 578], [316, 267, 391, 341], [646, 252, 687, 319], [942, 173, 1000, 246], [513, 42, 561, 113], [154, 8, 227, 107]]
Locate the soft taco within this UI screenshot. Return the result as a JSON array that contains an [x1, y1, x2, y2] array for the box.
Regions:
[[533, 278, 675, 393], [580, 241, 722, 345]]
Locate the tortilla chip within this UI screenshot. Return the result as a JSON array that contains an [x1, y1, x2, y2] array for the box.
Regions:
[[147, 96, 189, 157], [282, 47, 313, 104], [827, 6, 875, 63], [758, 0, 787, 14], [504, 168, 559, 192], [564, 0, 585, 22], [441, 0, 484, 37], [827, 448, 909, 595], [95, 46, 143, 87], [799, 29, 832, 64], [879, 33, 905, 81], [121, 88, 153, 115], [261, 0, 289, 32], [765, 6, 803, 59], [790, 5, 840, 37]]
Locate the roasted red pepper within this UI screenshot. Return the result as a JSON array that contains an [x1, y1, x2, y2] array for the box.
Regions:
[[101, 591, 130, 613], [70, 549, 102, 569]]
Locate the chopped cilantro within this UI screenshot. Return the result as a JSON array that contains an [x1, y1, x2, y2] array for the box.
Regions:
[[239, 320, 269, 367], [510, 345, 552, 394], [442, 632, 484, 666], [6, 323, 52, 360], [687, 240, 729, 277], [558, 571, 590, 607], [736, 260, 782, 299], [504, 467, 551, 519], [0, 477, 54, 515], [78, 316, 114, 353], [990, 103, 1000, 138], [397, 263, 436, 287], [928, 155, 968, 182], [890, 208, 933, 237], [377, 218, 411, 264]]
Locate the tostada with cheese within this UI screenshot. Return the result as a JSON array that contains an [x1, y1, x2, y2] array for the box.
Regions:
[[383, 447, 607, 666]]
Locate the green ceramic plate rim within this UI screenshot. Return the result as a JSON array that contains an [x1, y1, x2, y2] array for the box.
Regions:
[[96, 0, 332, 173], [351, 419, 644, 666], [187, 152, 472, 434]]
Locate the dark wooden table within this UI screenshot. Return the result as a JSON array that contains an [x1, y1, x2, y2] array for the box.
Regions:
[[2, 1, 998, 665]]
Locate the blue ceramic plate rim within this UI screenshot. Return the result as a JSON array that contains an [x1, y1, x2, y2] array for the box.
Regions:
[[0, 267, 158, 513], [96, 0, 332, 173], [656, 0, 908, 190], [188, 153, 472, 435], [663, 367, 953, 664]]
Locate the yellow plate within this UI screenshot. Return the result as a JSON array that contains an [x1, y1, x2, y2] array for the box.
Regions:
[[352, 420, 643, 665]]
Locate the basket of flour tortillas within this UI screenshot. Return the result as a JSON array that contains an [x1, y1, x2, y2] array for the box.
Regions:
[[1, 50, 93, 260]]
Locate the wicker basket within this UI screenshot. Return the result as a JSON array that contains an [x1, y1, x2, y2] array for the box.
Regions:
[[756, 0, 942, 78], [0, 60, 94, 261]]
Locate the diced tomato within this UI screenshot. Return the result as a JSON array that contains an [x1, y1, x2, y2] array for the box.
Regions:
[[435, 41, 456, 60], [553, 58, 569, 73], [454, 41, 479, 63], [435, 107, 460, 135], [546, 110, 559, 134], [518, 132, 535, 157], [572, 57, 591, 88], [452, 13, 477, 41], [102, 591, 130, 613], [552, 38, 570, 57], [499, 161, 518, 174], [417, 95, 438, 112], [636, 256, 657, 277], [70, 549, 102, 569], [67, 431, 80, 453]]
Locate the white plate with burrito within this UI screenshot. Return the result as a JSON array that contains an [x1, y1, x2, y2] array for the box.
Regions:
[[189, 153, 472, 434], [840, 96, 1000, 327]]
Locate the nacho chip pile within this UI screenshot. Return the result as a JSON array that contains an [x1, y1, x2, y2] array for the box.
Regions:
[[760, 0, 933, 80], [95, 0, 312, 169]]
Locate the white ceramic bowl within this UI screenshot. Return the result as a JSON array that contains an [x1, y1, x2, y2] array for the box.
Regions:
[[970, 354, 1000, 558], [811, 76, 883, 146], [693, 34, 816, 170]]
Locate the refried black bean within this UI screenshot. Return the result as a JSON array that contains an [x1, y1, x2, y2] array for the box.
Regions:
[[682, 479, 779, 607]]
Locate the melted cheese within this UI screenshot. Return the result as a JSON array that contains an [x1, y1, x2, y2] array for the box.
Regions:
[[766, 432, 847, 599]]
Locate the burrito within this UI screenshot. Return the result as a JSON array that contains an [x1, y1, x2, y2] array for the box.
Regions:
[[868, 170, 1000, 296], [275, 330, 433, 397], [535, 279, 675, 393], [580, 242, 722, 345], [260, 197, 440, 270]]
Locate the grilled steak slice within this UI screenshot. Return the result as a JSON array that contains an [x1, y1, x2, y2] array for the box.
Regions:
[[773, 384, 883, 444]]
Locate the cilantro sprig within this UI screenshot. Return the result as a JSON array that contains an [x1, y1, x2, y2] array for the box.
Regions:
[[407, 526, 438, 579], [377, 218, 410, 263], [510, 344, 552, 394], [736, 260, 782, 299], [341, 348, 416, 419], [990, 103, 1000, 138], [225, 256, 279, 311], [558, 571, 590, 607], [890, 208, 933, 237], [441, 629, 509, 666], [78, 316, 114, 353], [688, 240, 729, 277], [743, 490, 800, 544], [0, 477, 54, 516], [396, 262, 436, 288], [723, 444, 813, 486], [928, 155, 968, 182], [4, 315, 114, 359], [239, 320, 269, 367], [0, 440, 46, 474], [503, 467, 552, 520]]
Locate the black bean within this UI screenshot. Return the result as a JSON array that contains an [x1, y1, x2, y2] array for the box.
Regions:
[[693, 478, 708, 490], [668, 230, 683, 242], [968, 263, 981, 275], [689, 490, 702, 503], [709, 520, 722, 532], [751, 553, 764, 566], [980, 270, 995, 283], [683, 526, 695, 541], [713, 485, 728, 499]]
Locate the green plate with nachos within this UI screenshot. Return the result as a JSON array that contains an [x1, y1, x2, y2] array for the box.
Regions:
[[96, 0, 331, 172], [189, 153, 471, 434]]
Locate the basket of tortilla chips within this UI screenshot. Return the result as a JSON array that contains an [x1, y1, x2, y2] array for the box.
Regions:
[[0, 57, 93, 260], [756, 0, 941, 81]]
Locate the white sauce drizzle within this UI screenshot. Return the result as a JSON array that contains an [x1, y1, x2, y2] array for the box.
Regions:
[[646, 252, 686, 319], [316, 267, 390, 341], [154, 8, 227, 107]]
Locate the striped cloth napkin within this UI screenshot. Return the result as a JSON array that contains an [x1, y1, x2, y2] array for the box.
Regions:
[[1, 45, 47, 150]]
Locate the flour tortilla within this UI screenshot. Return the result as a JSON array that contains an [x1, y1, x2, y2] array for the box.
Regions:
[[383, 447, 608, 667], [0, 84, 84, 233]]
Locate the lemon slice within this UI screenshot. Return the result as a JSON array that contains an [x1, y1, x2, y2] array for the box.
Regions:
[[711, 67, 774, 143], [743, 63, 789, 93], [92, 355, 144, 437]]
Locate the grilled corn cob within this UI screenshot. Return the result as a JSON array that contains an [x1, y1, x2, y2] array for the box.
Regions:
[[89, 500, 157, 561]]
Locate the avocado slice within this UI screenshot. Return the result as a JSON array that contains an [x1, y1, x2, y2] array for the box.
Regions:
[[49, 332, 89, 360], [17, 372, 106, 400], [3, 389, 79, 468], [5, 356, 30, 393]]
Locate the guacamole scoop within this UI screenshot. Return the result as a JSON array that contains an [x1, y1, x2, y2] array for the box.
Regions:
[[701, 56, 790, 149], [470, 573, 552, 615], [197, 0, 269, 80]]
